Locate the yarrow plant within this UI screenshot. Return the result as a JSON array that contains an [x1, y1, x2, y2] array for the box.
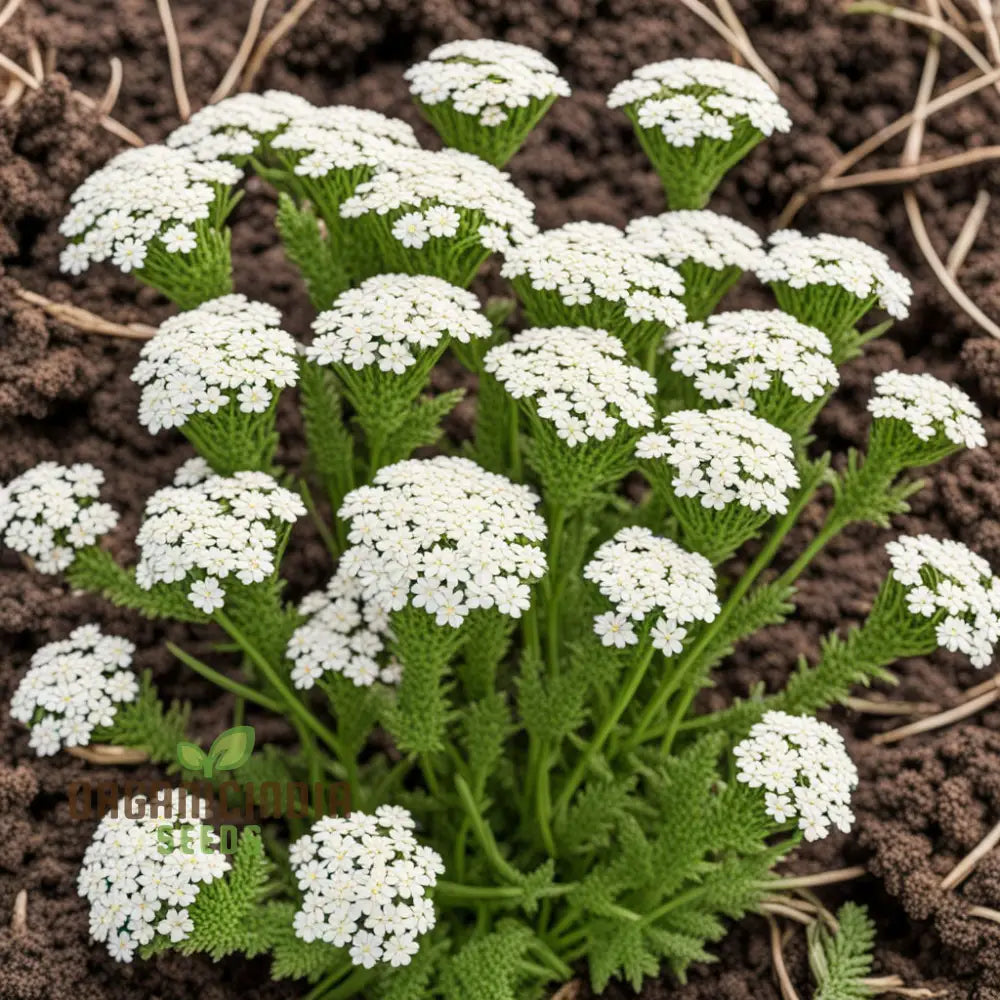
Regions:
[[500, 221, 686, 362], [608, 58, 791, 209], [18, 40, 994, 1000], [405, 39, 571, 166]]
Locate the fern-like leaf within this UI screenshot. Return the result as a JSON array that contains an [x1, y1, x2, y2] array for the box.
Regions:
[[275, 193, 349, 310], [809, 903, 876, 1000]]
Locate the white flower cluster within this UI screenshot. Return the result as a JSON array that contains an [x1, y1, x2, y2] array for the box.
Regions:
[[166, 90, 315, 161], [734, 711, 857, 842], [625, 210, 767, 272], [0, 462, 118, 573], [287, 566, 402, 690], [340, 147, 537, 254], [637, 409, 799, 515], [271, 106, 419, 180], [11, 626, 138, 757], [607, 58, 791, 146], [307, 274, 491, 373], [338, 456, 547, 627], [868, 370, 986, 449], [135, 472, 305, 612], [500, 221, 686, 328], [405, 39, 570, 127], [78, 791, 229, 962], [484, 327, 656, 446], [758, 230, 913, 320], [665, 310, 839, 407], [59, 146, 241, 275], [584, 527, 719, 650], [132, 294, 299, 434], [886, 534, 1000, 668], [289, 806, 443, 969]]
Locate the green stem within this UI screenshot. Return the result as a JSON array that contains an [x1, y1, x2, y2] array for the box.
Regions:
[[298, 477, 339, 561], [167, 642, 284, 715], [508, 397, 523, 480], [544, 504, 567, 674], [640, 885, 707, 926], [553, 641, 657, 822], [435, 880, 572, 903], [455, 775, 523, 885], [535, 741, 556, 856]]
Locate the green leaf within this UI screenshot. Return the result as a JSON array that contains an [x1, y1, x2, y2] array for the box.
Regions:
[[810, 902, 876, 1000], [209, 725, 256, 773], [176, 741, 207, 773], [275, 193, 349, 310]]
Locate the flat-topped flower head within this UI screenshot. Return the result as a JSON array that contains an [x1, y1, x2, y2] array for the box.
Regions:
[[166, 90, 316, 162], [637, 408, 799, 562], [484, 326, 656, 445], [758, 230, 913, 360], [338, 456, 547, 627], [133, 295, 298, 471], [866, 369, 986, 469], [78, 791, 228, 963], [405, 39, 570, 165], [11, 626, 138, 757], [290, 805, 443, 968], [884, 534, 1000, 668], [585, 527, 719, 651], [340, 147, 537, 286], [500, 221, 686, 359], [59, 145, 241, 308], [608, 59, 791, 208], [625, 210, 766, 320], [135, 471, 305, 615], [663, 309, 839, 435], [287, 565, 401, 690], [735, 711, 857, 842], [0, 462, 118, 574]]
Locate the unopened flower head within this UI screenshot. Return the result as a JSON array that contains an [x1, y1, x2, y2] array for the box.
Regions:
[[59, 146, 240, 277], [585, 527, 719, 651], [0, 462, 118, 573], [135, 471, 305, 613], [664, 310, 839, 431], [608, 59, 791, 143], [758, 231, 912, 356], [133, 294, 299, 435], [405, 39, 570, 128], [886, 534, 1000, 668], [78, 791, 228, 963], [166, 90, 317, 162], [289, 805, 443, 968], [734, 711, 858, 842], [307, 274, 492, 374], [868, 370, 986, 454], [11, 626, 138, 757], [340, 147, 537, 282], [501, 221, 686, 351], [338, 456, 547, 627], [484, 327, 656, 446], [625, 210, 766, 319], [287, 565, 401, 690], [637, 408, 799, 515]]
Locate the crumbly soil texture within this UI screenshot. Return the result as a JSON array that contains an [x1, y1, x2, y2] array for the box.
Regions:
[[2, 1, 1000, 998]]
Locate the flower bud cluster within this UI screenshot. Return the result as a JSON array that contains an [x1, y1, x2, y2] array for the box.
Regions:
[[484, 327, 656, 446], [405, 39, 570, 127], [306, 274, 491, 373], [289, 806, 443, 969], [886, 534, 1000, 668], [59, 146, 240, 275], [734, 711, 858, 842], [11, 626, 138, 756], [0, 462, 118, 573], [585, 527, 719, 651], [608, 58, 791, 146], [78, 791, 228, 962], [338, 457, 547, 627], [133, 294, 299, 434], [135, 472, 305, 613], [287, 566, 401, 690]]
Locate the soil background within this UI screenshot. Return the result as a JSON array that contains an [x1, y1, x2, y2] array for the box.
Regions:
[[2, 1, 1000, 998]]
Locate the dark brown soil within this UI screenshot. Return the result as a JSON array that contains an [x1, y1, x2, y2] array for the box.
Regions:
[[2, 1, 1000, 998]]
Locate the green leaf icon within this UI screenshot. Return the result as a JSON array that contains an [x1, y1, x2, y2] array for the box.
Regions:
[[208, 725, 255, 775], [176, 741, 208, 773]]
